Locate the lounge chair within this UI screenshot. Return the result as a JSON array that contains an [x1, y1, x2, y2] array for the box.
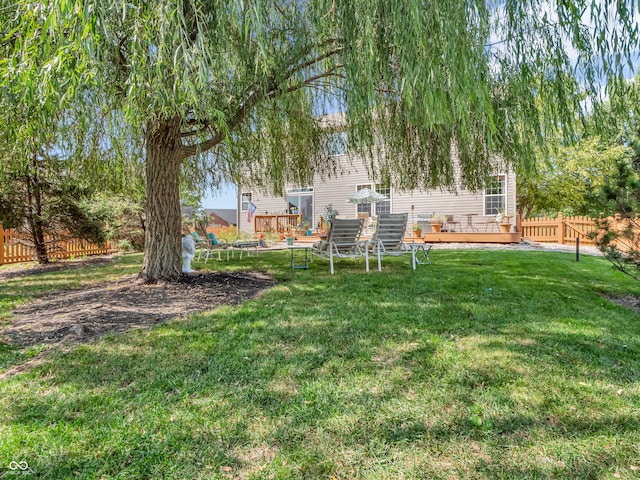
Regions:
[[311, 218, 364, 274], [192, 231, 228, 262], [190, 231, 206, 260], [200, 232, 229, 261], [362, 212, 411, 271]]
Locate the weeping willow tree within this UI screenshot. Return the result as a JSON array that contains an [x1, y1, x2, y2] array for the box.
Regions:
[[1, 1, 637, 281]]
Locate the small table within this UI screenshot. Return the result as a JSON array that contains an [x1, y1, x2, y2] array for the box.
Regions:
[[462, 213, 478, 232], [410, 243, 432, 269], [231, 241, 259, 259], [288, 245, 310, 270]]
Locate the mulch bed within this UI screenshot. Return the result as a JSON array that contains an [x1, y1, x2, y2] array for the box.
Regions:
[[2, 259, 276, 347]]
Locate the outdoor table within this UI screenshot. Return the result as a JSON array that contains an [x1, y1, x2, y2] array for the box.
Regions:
[[287, 245, 310, 270], [231, 241, 259, 259], [462, 213, 478, 232], [409, 242, 432, 269]]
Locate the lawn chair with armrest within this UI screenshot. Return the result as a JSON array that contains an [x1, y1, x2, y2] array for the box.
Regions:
[[190, 231, 206, 261], [201, 232, 229, 261], [362, 213, 411, 271], [311, 218, 365, 274]]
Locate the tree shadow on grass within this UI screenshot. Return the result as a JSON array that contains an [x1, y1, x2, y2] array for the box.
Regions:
[[3, 251, 640, 478]]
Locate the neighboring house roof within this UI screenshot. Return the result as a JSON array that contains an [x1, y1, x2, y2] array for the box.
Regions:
[[205, 208, 237, 225]]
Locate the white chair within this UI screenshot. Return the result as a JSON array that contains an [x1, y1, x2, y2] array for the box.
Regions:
[[363, 213, 410, 271], [311, 218, 365, 274], [366, 215, 378, 234]]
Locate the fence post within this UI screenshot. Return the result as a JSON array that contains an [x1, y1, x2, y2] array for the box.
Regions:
[[0, 223, 4, 265], [516, 214, 522, 233], [557, 212, 564, 244]]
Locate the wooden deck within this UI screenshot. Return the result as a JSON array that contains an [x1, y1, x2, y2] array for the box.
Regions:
[[288, 232, 522, 245], [421, 232, 521, 243]]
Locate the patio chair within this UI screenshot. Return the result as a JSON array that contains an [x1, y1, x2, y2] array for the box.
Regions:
[[362, 213, 410, 271], [190, 231, 224, 262], [483, 213, 508, 232], [311, 218, 365, 274], [190, 231, 206, 260], [445, 215, 460, 232], [200, 232, 229, 261]]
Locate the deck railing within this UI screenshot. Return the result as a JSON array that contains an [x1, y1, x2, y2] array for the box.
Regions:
[[253, 214, 302, 233], [0, 224, 115, 265]]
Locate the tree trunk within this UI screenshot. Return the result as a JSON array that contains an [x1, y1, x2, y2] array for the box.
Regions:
[[140, 117, 183, 282], [31, 219, 49, 264], [24, 159, 49, 265]]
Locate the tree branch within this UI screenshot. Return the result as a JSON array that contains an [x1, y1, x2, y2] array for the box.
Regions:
[[268, 65, 345, 99], [179, 40, 344, 159], [180, 129, 205, 139]]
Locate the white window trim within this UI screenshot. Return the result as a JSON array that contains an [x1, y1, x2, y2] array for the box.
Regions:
[[354, 183, 373, 216], [353, 183, 392, 216], [286, 187, 315, 223], [327, 132, 348, 156], [240, 192, 252, 211], [375, 183, 392, 215], [483, 174, 507, 216]]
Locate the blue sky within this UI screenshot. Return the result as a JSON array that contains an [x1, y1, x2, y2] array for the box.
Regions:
[[200, 3, 639, 211], [202, 183, 237, 209]]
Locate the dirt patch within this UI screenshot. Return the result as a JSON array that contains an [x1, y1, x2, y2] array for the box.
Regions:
[[0, 255, 120, 280], [605, 294, 640, 314], [2, 270, 276, 347]]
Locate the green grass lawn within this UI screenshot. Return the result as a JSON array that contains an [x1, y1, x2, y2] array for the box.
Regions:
[[1, 250, 639, 479]]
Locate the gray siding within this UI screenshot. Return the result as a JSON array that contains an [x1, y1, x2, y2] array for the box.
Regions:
[[313, 154, 371, 226], [238, 156, 517, 236], [238, 189, 288, 233]]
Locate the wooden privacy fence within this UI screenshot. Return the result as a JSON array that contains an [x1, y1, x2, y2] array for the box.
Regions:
[[520, 212, 597, 245], [0, 224, 115, 265]]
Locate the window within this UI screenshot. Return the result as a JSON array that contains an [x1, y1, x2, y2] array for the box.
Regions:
[[484, 175, 506, 215], [354, 183, 391, 216], [326, 132, 347, 156], [241, 192, 252, 211], [355, 184, 372, 216], [375, 184, 391, 215], [286, 188, 314, 226]]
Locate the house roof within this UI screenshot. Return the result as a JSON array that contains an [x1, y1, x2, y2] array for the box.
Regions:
[[205, 208, 237, 225]]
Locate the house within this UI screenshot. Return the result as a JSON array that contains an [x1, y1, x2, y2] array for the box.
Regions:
[[205, 208, 237, 227], [237, 115, 518, 239]]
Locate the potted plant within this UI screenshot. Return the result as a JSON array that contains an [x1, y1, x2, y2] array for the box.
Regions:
[[284, 228, 296, 245], [430, 214, 445, 233], [413, 223, 422, 238], [323, 204, 339, 225]]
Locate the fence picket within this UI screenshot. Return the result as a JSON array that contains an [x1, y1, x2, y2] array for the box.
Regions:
[[0, 224, 116, 265], [521, 213, 600, 245]]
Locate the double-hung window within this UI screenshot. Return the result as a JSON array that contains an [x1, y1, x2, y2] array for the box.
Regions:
[[326, 132, 347, 156], [483, 175, 506, 215], [241, 192, 252, 211], [354, 183, 391, 216]]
